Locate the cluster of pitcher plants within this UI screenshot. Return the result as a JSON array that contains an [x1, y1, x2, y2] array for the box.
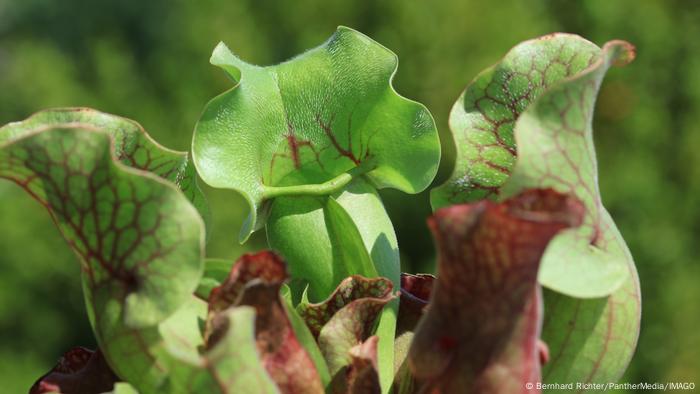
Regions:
[[0, 27, 640, 393]]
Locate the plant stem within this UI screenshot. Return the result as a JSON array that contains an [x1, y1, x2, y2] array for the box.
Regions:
[[261, 172, 354, 199]]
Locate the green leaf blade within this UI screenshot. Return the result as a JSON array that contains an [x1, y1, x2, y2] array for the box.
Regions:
[[433, 34, 638, 297], [431, 34, 600, 208], [0, 112, 216, 392], [432, 34, 641, 389], [0, 108, 210, 230], [168, 306, 281, 394], [500, 39, 636, 298]]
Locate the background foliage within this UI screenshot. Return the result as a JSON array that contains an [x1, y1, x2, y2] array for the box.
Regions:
[[0, 0, 698, 391]]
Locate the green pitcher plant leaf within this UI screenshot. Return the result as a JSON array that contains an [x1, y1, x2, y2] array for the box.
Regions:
[[430, 34, 641, 390], [0, 117, 212, 391], [393, 274, 434, 394], [0, 108, 210, 231], [431, 34, 635, 298], [495, 38, 641, 389], [267, 178, 391, 301], [192, 25, 440, 242], [0, 116, 292, 394], [0, 119, 206, 327], [410, 189, 583, 393]]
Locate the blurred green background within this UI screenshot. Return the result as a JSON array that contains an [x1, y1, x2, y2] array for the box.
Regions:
[[0, 0, 698, 392]]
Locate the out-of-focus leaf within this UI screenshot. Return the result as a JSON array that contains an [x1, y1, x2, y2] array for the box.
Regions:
[[297, 275, 395, 384], [107, 382, 139, 394], [282, 294, 332, 387], [410, 189, 583, 393], [193, 26, 440, 242], [0, 116, 283, 393], [168, 306, 280, 394], [29, 347, 118, 394], [393, 273, 434, 394], [430, 35, 641, 389], [494, 38, 641, 387], [396, 273, 434, 336], [206, 251, 324, 394]]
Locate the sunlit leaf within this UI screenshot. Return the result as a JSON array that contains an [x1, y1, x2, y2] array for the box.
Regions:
[[430, 35, 641, 388], [267, 178, 400, 392], [267, 179, 388, 301], [432, 34, 634, 297], [193, 26, 440, 242], [494, 37, 641, 387], [393, 273, 434, 394]]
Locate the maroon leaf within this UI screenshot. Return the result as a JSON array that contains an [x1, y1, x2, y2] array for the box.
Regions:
[[297, 276, 394, 338], [398, 273, 435, 335], [207, 251, 324, 394], [409, 189, 584, 393], [30, 347, 118, 394], [394, 273, 435, 393], [207, 251, 287, 315]]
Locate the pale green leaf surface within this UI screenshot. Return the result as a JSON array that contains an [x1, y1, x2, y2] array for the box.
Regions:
[[0, 126, 205, 327], [0, 108, 210, 230], [432, 34, 631, 297], [500, 38, 634, 297], [166, 307, 280, 394], [498, 41, 641, 387], [109, 382, 140, 394], [431, 34, 640, 389], [540, 211, 640, 391]]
